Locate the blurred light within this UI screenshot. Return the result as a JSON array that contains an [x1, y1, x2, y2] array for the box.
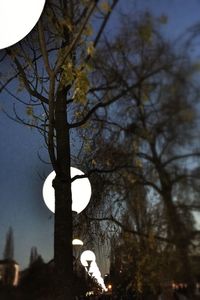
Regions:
[[42, 167, 91, 214], [13, 264, 19, 286], [86, 291, 94, 296], [82, 252, 107, 291], [72, 239, 84, 246], [172, 283, 176, 289]]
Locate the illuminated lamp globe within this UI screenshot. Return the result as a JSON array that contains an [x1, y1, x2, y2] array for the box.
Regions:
[[89, 262, 102, 280], [98, 278, 104, 286], [93, 270, 102, 280], [89, 261, 100, 275], [72, 239, 84, 246], [80, 250, 96, 267], [42, 167, 92, 214], [0, 0, 46, 49]]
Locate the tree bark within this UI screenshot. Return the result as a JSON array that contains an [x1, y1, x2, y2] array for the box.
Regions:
[[162, 188, 193, 283], [53, 86, 74, 300], [150, 142, 193, 283]]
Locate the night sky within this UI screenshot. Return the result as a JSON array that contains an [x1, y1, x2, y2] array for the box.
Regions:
[[0, 0, 200, 273]]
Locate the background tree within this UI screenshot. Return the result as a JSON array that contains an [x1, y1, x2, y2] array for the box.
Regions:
[[80, 12, 200, 292]]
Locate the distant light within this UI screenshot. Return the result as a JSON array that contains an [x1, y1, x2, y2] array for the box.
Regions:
[[72, 239, 84, 246], [172, 283, 176, 289], [108, 284, 112, 290], [86, 291, 94, 296], [89, 261, 101, 277], [80, 250, 96, 267], [42, 167, 91, 214], [0, 0, 46, 49], [13, 264, 19, 286], [80, 251, 107, 291]]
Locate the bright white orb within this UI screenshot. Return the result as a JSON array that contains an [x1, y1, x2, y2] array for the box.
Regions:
[[80, 250, 96, 267], [72, 239, 84, 246], [89, 261, 100, 275], [42, 167, 92, 214], [0, 0, 46, 49]]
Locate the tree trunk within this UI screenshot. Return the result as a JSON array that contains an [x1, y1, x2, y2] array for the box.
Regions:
[[53, 86, 74, 300], [150, 142, 193, 284], [162, 188, 192, 283]]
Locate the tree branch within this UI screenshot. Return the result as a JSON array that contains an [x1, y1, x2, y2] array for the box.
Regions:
[[163, 152, 200, 167], [6, 49, 49, 104], [85, 213, 171, 243], [69, 83, 137, 128], [55, 0, 100, 73], [71, 165, 136, 182], [38, 20, 54, 77]]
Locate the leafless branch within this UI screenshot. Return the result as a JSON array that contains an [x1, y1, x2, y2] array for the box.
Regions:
[[85, 213, 171, 243], [163, 152, 200, 167]]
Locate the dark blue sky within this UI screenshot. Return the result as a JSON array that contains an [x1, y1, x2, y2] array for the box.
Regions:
[[0, 0, 200, 272]]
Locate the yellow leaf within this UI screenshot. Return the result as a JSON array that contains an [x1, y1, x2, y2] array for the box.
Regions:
[[26, 106, 33, 116], [87, 41, 95, 57], [92, 159, 97, 166], [75, 111, 82, 119], [138, 23, 152, 43], [84, 24, 93, 36], [135, 159, 142, 168], [61, 60, 75, 86], [63, 18, 73, 32], [100, 1, 111, 13], [84, 143, 91, 152]]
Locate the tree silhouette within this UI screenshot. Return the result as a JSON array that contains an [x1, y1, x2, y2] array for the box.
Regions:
[[3, 227, 14, 260], [83, 13, 200, 289]]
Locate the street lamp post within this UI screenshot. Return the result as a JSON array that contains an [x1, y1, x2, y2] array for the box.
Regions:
[[72, 239, 84, 274]]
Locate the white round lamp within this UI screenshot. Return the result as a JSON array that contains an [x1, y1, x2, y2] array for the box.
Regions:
[[89, 261, 100, 276], [0, 0, 46, 49], [72, 239, 84, 246], [42, 167, 92, 214], [80, 250, 96, 267], [73, 239, 84, 261]]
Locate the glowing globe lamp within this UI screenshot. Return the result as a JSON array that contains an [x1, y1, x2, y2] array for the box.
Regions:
[[80, 250, 96, 267], [89, 261, 100, 276], [0, 0, 46, 49], [72, 239, 84, 246], [42, 167, 92, 214]]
